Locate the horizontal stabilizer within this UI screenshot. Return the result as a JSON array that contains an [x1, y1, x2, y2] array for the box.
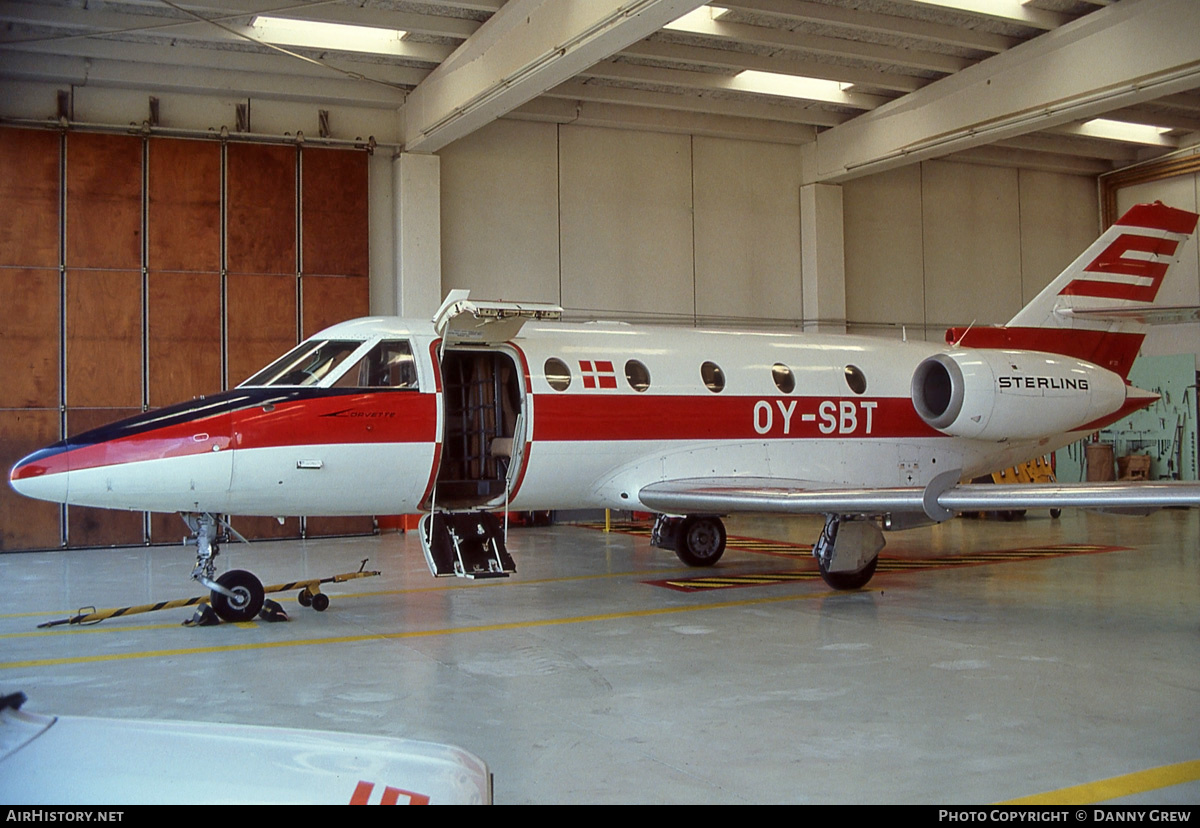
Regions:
[[1055, 305, 1200, 325]]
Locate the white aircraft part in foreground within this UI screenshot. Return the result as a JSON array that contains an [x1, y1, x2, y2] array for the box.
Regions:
[[10, 202, 1200, 615], [0, 693, 490, 804]]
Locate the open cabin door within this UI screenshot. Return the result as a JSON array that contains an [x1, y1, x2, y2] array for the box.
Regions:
[[421, 293, 560, 579]]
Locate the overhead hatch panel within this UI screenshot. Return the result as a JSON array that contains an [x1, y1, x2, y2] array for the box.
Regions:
[[432, 289, 562, 346]]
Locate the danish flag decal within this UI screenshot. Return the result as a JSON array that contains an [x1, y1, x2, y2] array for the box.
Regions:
[[1059, 202, 1196, 303], [579, 360, 618, 389]]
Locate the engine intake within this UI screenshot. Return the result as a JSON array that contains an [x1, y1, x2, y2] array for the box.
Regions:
[[911, 349, 1126, 441]]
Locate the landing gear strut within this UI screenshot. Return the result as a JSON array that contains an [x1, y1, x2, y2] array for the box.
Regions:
[[183, 513, 264, 622]]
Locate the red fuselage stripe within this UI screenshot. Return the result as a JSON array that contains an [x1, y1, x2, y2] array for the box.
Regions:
[[532, 395, 941, 441]]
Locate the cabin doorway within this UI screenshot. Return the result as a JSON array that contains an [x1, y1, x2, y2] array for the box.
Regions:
[[431, 348, 525, 510]]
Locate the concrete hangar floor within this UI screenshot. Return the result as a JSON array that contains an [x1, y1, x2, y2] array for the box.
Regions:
[[2, 509, 1197, 805]]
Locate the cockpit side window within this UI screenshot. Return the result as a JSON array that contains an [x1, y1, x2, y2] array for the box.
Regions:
[[241, 340, 363, 387], [333, 341, 419, 390]]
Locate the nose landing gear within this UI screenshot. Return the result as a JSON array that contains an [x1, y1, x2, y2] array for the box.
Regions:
[[184, 513, 265, 623]]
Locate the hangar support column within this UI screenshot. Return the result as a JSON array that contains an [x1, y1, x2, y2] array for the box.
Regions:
[[393, 151, 444, 318], [800, 183, 846, 334]]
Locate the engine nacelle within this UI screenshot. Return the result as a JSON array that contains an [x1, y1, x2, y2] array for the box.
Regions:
[[911, 349, 1126, 441]]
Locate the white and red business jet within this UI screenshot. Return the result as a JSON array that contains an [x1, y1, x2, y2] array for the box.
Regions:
[[11, 202, 1200, 621]]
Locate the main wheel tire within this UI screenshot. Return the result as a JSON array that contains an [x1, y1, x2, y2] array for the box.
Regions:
[[818, 555, 878, 591], [674, 516, 726, 567], [211, 569, 265, 622]]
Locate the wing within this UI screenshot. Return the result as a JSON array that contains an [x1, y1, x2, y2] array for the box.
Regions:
[[1055, 305, 1200, 325], [639, 475, 1200, 521]]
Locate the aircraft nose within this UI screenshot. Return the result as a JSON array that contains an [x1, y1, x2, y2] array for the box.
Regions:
[[9, 445, 69, 504]]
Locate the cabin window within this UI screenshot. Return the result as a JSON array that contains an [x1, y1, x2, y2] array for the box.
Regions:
[[333, 340, 418, 389], [845, 364, 867, 394], [772, 363, 795, 394], [241, 340, 362, 387], [701, 361, 725, 393], [545, 358, 572, 391], [625, 360, 651, 392]]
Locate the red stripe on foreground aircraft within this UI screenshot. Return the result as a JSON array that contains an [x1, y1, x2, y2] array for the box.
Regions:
[[11, 202, 1200, 618]]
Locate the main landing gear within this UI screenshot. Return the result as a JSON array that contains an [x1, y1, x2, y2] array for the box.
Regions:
[[651, 514, 727, 567], [651, 512, 883, 590], [812, 514, 883, 590], [184, 513, 265, 623]]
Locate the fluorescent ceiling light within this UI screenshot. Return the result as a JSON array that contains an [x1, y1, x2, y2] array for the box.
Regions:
[[1076, 118, 1175, 146], [730, 70, 854, 104], [904, 0, 1030, 18], [664, 5, 730, 35], [250, 16, 408, 55]]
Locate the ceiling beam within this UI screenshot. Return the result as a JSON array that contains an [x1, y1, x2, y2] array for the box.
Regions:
[[662, 9, 969, 73], [400, 0, 708, 153], [0, 36, 429, 91], [944, 144, 1111, 175], [509, 96, 814, 144], [716, 0, 1019, 54], [0, 50, 406, 107], [545, 79, 851, 127], [805, 0, 1200, 183]]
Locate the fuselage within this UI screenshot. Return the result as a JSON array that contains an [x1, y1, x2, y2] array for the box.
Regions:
[[9, 315, 1144, 518]]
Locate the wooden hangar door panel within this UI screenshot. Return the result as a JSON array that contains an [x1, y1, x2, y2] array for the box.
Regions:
[[0, 130, 63, 550], [0, 128, 59, 269], [0, 134, 374, 551], [226, 143, 296, 277], [301, 147, 368, 278], [147, 138, 222, 409]]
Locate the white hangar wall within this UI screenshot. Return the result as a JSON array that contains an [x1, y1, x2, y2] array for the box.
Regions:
[[842, 162, 1100, 342], [439, 119, 805, 324], [440, 118, 1100, 334]]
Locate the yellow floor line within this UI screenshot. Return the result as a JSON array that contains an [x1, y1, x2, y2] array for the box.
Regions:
[[0, 587, 855, 670], [998, 759, 1200, 805]]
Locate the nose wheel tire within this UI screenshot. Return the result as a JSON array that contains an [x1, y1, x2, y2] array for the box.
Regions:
[[210, 569, 265, 622]]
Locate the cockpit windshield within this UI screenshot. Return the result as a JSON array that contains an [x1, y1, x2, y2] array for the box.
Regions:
[[332, 341, 419, 389], [240, 340, 363, 387]]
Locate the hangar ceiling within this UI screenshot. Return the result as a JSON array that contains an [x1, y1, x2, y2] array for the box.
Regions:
[[1, 0, 1199, 180]]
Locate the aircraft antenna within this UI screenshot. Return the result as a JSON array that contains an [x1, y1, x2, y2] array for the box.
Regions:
[[951, 319, 977, 348]]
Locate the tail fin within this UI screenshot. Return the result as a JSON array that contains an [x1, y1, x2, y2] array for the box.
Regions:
[[947, 201, 1199, 379]]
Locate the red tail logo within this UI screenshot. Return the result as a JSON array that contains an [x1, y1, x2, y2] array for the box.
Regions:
[[1059, 232, 1181, 302]]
